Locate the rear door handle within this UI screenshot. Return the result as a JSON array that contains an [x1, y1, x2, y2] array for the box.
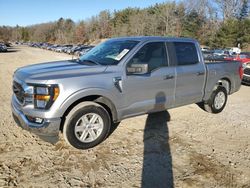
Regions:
[[164, 75, 174, 80], [196, 71, 205, 76]]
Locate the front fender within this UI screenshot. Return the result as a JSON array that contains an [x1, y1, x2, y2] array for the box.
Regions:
[[59, 87, 118, 118]]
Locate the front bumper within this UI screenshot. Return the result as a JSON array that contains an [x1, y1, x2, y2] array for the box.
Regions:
[[11, 99, 61, 137], [242, 74, 250, 84]]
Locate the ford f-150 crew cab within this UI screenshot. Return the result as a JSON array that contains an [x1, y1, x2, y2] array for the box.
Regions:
[[12, 37, 243, 149]]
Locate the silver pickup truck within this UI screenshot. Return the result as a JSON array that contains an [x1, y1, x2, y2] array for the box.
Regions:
[[12, 37, 243, 149]]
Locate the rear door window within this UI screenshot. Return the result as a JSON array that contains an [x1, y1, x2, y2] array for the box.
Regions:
[[174, 42, 199, 66]]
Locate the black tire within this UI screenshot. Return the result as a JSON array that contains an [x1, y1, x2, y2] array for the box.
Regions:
[[198, 86, 228, 114], [63, 102, 111, 149]]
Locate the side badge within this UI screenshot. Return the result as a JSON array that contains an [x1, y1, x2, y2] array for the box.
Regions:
[[113, 77, 122, 93]]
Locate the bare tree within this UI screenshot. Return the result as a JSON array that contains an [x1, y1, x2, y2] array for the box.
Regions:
[[129, 10, 147, 36], [74, 21, 86, 44], [98, 10, 111, 38], [157, 2, 180, 36], [184, 0, 217, 19], [215, 0, 244, 20]]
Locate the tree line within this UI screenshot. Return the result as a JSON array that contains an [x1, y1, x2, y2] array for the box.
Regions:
[[0, 0, 249, 49]]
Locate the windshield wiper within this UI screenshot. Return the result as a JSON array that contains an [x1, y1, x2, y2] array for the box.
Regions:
[[79, 59, 101, 65]]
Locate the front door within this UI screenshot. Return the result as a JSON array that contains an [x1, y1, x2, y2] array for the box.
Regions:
[[120, 42, 176, 119]]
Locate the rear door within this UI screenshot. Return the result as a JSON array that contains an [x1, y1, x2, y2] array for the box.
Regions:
[[172, 42, 206, 106]]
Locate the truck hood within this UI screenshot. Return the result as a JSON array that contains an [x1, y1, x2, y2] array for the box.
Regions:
[[14, 60, 107, 83]]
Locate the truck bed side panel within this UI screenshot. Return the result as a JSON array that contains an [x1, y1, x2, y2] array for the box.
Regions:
[[203, 61, 241, 101]]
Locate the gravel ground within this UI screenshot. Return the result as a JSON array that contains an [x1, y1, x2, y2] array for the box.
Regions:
[[0, 46, 249, 188]]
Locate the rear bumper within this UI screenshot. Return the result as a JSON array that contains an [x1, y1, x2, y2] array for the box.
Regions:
[[11, 100, 61, 137]]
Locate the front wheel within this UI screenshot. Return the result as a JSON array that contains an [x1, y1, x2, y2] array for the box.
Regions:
[[198, 86, 228, 114], [63, 102, 111, 149]]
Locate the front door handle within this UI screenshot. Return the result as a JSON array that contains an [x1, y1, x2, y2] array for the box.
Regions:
[[196, 71, 205, 76], [164, 75, 174, 80]]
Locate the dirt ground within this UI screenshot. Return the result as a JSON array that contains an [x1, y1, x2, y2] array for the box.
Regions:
[[0, 46, 250, 188]]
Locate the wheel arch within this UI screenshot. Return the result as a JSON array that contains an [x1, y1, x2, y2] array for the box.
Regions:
[[217, 77, 231, 94], [59, 93, 118, 132], [203, 76, 232, 102]]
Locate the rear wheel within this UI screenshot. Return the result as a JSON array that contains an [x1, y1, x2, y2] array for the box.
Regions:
[[63, 102, 111, 149], [199, 86, 228, 114]]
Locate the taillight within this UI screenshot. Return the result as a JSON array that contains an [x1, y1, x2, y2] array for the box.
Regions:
[[239, 64, 244, 80]]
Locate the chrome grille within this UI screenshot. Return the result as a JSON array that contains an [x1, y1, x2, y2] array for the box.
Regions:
[[244, 67, 250, 76], [13, 81, 25, 104]]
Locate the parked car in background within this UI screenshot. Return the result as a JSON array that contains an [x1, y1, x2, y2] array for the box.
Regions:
[[201, 46, 210, 52], [26, 42, 95, 56], [54, 45, 64, 52], [53, 45, 70, 53], [241, 52, 250, 57], [225, 54, 250, 63], [12, 36, 243, 149], [202, 50, 214, 60], [205, 49, 228, 61], [225, 47, 241, 55], [50, 45, 60, 51], [74, 45, 92, 56], [213, 49, 226, 56], [46, 44, 55, 50], [0, 43, 7, 52], [41, 43, 51, 49], [242, 62, 250, 85], [225, 54, 250, 85], [77, 46, 94, 56], [70, 45, 86, 55], [66, 45, 80, 54], [62, 45, 73, 53], [4, 42, 11, 47]]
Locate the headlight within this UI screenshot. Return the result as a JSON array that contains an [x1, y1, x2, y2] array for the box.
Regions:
[[24, 84, 60, 109], [242, 63, 247, 69], [34, 85, 60, 109]]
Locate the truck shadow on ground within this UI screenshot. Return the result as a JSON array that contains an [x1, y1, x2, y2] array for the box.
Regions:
[[141, 92, 173, 188]]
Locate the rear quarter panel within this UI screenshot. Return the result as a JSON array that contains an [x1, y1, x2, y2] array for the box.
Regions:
[[203, 61, 241, 101]]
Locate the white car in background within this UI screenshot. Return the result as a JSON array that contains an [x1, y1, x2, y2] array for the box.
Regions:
[[225, 47, 241, 55]]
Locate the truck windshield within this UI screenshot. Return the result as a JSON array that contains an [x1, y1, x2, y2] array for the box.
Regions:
[[79, 40, 139, 65]]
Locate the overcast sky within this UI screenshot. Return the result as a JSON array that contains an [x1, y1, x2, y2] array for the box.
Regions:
[[0, 0, 168, 26]]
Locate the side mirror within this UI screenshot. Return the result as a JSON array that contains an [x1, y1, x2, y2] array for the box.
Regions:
[[127, 64, 148, 75]]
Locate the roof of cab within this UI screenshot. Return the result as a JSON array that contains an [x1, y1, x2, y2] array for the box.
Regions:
[[108, 36, 198, 43]]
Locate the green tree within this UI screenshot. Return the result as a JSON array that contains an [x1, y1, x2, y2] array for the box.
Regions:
[[182, 10, 205, 40], [237, 18, 250, 48], [21, 27, 29, 41], [212, 19, 238, 48]]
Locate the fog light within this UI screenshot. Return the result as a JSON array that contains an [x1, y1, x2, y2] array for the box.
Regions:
[[26, 116, 44, 124], [34, 117, 43, 124]]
